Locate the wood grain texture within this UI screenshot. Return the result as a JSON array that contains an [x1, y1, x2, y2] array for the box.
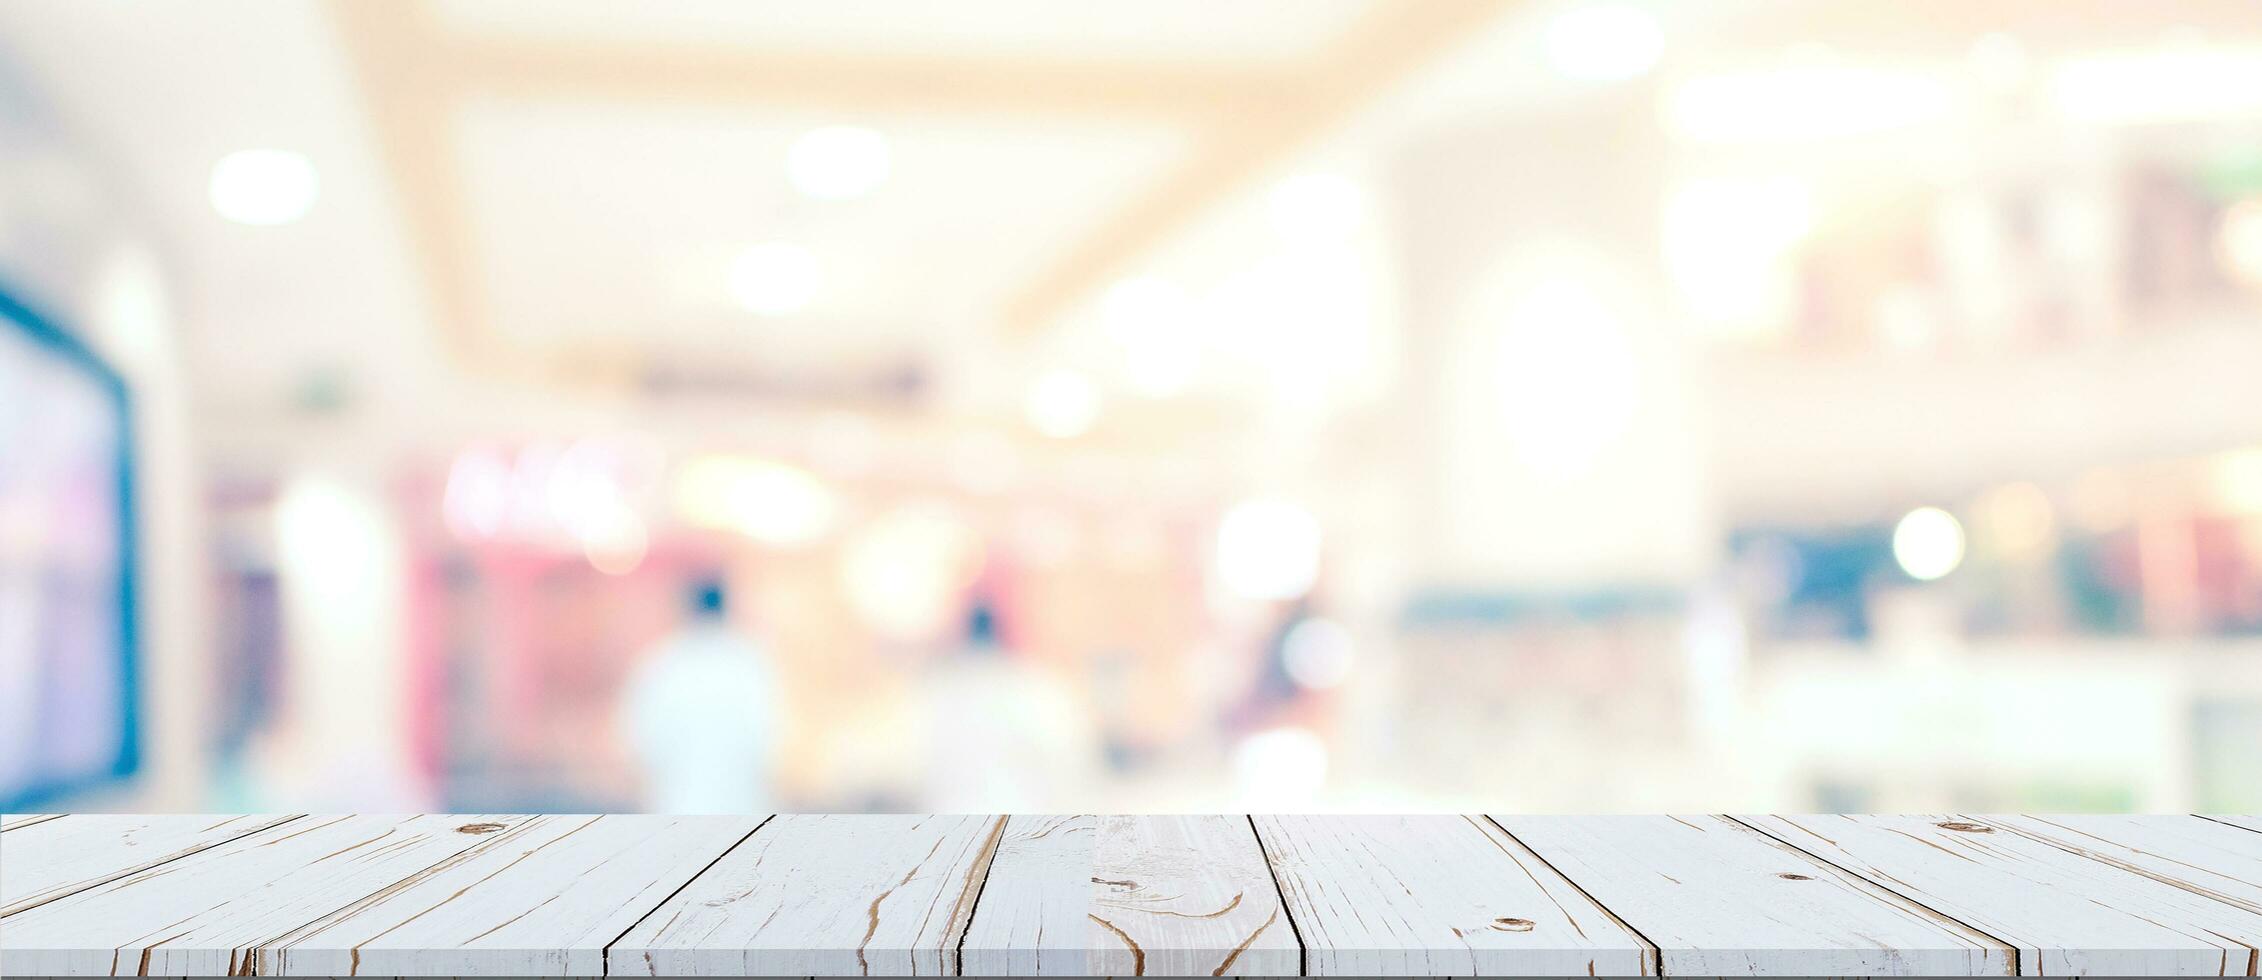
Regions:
[[1988, 814, 2262, 915], [0, 814, 528, 977], [1496, 814, 2014, 977], [1747, 813, 2262, 976], [257, 814, 762, 976], [960, 814, 1298, 977], [0, 814, 301, 916], [1255, 814, 1654, 977], [608, 813, 1005, 977], [9, 812, 2262, 977]]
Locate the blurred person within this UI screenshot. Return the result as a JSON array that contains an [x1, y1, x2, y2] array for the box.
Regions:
[[619, 575, 783, 813], [1225, 597, 1326, 734], [918, 598, 1099, 811]]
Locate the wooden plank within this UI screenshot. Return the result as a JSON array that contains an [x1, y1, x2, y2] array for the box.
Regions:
[[1254, 814, 1654, 976], [0, 813, 527, 977], [1747, 814, 2262, 976], [608, 813, 1004, 977], [1989, 814, 2262, 915], [959, 814, 1298, 977], [1495, 814, 2013, 976], [1, 813, 67, 832], [0, 814, 301, 916], [257, 814, 761, 976]]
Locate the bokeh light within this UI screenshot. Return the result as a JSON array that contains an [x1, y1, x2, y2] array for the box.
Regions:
[[1024, 369, 1101, 439], [1215, 499, 1322, 602], [208, 149, 318, 226], [1492, 279, 1640, 475], [2216, 199, 2262, 290], [1970, 482, 2056, 561], [839, 502, 983, 641], [1542, 3, 1664, 82], [1893, 507, 1968, 581], [673, 455, 837, 547], [2210, 448, 2262, 515]]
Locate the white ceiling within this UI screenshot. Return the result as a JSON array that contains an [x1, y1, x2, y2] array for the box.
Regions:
[[458, 98, 1190, 365], [19, 0, 2256, 432], [1, 0, 1404, 424], [0, 0, 440, 417]]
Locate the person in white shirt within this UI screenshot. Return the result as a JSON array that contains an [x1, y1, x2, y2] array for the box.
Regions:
[[620, 576, 783, 813], [917, 600, 1099, 812]]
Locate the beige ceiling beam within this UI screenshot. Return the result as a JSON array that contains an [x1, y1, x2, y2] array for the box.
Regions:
[[1002, 0, 1515, 337], [331, 0, 1515, 396], [330, 0, 500, 378], [333, 0, 648, 392], [439, 38, 1307, 121]]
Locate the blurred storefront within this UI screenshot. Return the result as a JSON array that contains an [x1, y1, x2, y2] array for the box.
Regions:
[[3, 0, 2261, 815]]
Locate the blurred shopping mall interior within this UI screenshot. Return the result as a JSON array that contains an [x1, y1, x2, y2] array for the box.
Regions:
[[5, 0, 2262, 815]]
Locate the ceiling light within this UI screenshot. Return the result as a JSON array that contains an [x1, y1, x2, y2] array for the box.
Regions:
[[728, 242, 821, 315], [1543, 3, 1665, 82], [209, 149, 319, 226], [2050, 46, 2262, 124], [1024, 369, 1100, 439], [787, 125, 891, 201], [1667, 66, 1952, 143]]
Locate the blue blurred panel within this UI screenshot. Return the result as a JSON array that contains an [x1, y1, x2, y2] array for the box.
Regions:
[[0, 283, 140, 810], [1729, 525, 1896, 641]]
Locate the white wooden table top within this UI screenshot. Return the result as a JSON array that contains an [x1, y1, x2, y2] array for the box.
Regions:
[[3, 813, 2259, 977]]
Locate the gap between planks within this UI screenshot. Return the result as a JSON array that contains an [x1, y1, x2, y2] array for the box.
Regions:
[[1247, 813, 1311, 978], [2198, 814, 2262, 836], [1481, 814, 1664, 976], [0, 814, 310, 920], [950, 816, 1008, 974], [1725, 814, 2027, 977], [944, 814, 1013, 976], [597, 813, 773, 978]]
